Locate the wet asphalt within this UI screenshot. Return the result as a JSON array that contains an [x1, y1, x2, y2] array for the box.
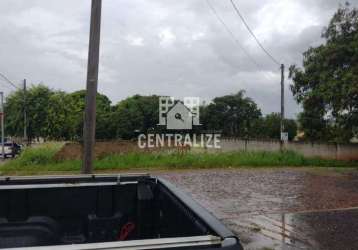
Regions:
[[157, 168, 358, 250]]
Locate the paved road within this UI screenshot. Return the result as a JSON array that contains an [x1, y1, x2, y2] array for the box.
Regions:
[[157, 168, 358, 250]]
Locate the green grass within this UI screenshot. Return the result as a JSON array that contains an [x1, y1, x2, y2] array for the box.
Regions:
[[0, 143, 357, 175], [10, 142, 64, 166]]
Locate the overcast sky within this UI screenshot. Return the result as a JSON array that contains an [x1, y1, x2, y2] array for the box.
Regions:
[[0, 0, 356, 118]]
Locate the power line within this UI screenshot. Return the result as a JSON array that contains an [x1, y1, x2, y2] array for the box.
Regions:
[[229, 0, 281, 66], [0, 80, 14, 91], [0, 72, 20, 90], [205, 0, 262, 70]]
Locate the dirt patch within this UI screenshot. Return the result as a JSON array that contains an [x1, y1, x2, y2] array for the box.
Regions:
[[54, 141, 141, 161], [54, 140, 178, 161]]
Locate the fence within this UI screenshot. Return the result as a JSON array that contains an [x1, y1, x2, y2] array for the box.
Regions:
[[211, 138, 358, 161]]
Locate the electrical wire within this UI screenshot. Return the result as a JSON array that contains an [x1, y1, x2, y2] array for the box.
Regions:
[[0, 81, 13, 91], [0, 72, 20, 90], [229, 0, 281, 66], [206, 0, 263, 70]]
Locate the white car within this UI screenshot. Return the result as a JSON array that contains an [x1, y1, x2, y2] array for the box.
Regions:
[[0, 142, 21, 158]]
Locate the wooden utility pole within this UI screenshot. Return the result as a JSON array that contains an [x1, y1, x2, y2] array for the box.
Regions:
[[82, 0, 102, 174], [280, 64, 285, 150], [23, 79, 27, 145]]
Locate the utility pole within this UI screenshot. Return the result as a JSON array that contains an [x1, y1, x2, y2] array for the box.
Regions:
[[0, 92, 4, 160], [82, 0, 102, 174], [280, 64, 285, 150], [23, 79, 27, 145]]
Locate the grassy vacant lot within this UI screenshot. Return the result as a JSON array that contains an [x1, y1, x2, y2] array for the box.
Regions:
[[0, 142, 357, 175]]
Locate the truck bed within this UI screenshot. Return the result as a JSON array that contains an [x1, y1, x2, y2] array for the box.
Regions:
[[0, 174, 243, 250]]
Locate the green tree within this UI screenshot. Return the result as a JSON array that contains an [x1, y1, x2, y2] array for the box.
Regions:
[[5, 87, 114, 141], [289, 3, 358, 142], [45, 91, 74, 140], [112, 95, 159, 139], [4, 89, 26, 138], [201, 91, 262, 137], [260, 113, 297, 141], [5, 85, 55, 141], [66, 90, 113, 140]]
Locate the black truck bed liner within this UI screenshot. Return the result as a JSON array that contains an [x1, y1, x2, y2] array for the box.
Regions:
[[0, 174, 243, 250]]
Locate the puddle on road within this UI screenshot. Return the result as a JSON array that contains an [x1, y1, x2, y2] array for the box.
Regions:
[[157, 169, 358, 250], [224, 212, 316, 249], [224, 208, 358, 250]]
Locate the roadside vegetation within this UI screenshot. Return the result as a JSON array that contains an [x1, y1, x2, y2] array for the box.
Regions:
[[0, 143, 356, 175], [4, 88, 298, 142]]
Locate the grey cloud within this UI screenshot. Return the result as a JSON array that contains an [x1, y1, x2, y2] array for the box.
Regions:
[[1, 0, 357, 118]]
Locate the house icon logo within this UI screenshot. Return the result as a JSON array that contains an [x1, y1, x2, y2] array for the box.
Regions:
[[138, 96, 220, 149], [158, 97, 201, 130]]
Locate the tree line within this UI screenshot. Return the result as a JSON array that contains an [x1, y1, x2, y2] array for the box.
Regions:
[[4, 87, 297, 142]]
